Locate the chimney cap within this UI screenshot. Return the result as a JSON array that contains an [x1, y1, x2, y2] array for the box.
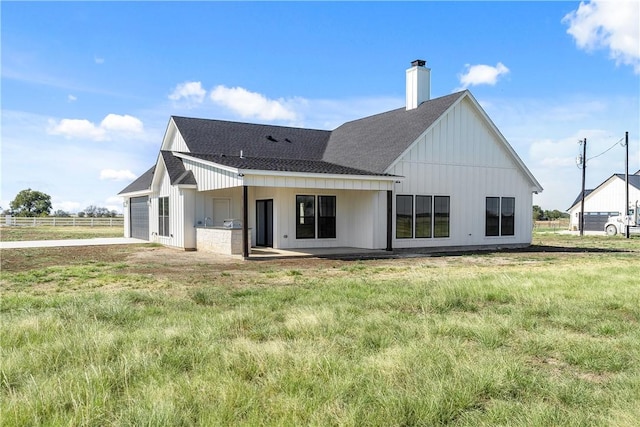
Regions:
[[411, 59, 426, 67]]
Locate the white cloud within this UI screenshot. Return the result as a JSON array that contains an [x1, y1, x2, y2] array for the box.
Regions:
[[100, 114, 144, 134], [48, 114, 144, 141], [99, 169, 137, 181], [68, 94, 77, 102], [48, 118, 107, 141], [563, 0, 640, 74], [457, 62, 510, 90], [210, 85, 300, 122], [94, 56, 105, 64], [169, 81, 206, 105]]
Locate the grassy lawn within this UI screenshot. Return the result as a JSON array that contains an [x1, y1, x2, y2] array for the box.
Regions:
[[0, 226, 124, 241], [1, 234, 639, 426]]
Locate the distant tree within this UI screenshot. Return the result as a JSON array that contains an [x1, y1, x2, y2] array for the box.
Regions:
[[84, 205, 98, 218], [95, 207, 110, 218], [9, 189, 52, 217], [532, 205, 544, 221], [77, 211, 86, 218], [52, 209, 71, 217], [545, 209, 565, 220], [83, 205, 117, 218]]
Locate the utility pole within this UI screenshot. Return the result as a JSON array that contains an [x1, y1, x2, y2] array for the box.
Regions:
[[625, 131, 629, 239], [580, 138, 587, 237]]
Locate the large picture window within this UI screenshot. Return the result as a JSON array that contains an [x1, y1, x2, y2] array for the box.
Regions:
[[296, 195, 315, 239], [396, 194, 449, 239], [434, 196, 450, 238], [396, 195, 413, 238], [318, 196, 336, 239], [486, 197, 515, 236], [158, 197, 169, 237]]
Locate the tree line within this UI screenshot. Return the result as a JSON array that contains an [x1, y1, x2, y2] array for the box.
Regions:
[[533, 205, 569, 221], [3, 189, 120, 218]]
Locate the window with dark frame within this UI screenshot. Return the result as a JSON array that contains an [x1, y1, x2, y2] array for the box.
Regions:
[[296, 195, 315, 239], [397, 195, 449, 239], [486, 197, 515, 236], [501, 197, 515, 236], [158, 197, 169, 237], [318, 196, 336, 239], [396, 195, 413, 238], [415, 195, 432, 238], [433, 196, 450, 238], [486, 197, 500, 236]]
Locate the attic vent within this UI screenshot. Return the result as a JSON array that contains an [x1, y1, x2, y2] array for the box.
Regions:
[[266, 135, 278, 142]]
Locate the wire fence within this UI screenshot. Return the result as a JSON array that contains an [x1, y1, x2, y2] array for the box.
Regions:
[[2, 216, 124, 227]]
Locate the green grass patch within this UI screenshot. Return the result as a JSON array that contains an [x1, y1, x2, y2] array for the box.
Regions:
[[1, 235, 639, 425], [0, 225, 123, 241]]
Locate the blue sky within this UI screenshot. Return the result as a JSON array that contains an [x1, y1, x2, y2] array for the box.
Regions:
[[2, 1, 639, 214]]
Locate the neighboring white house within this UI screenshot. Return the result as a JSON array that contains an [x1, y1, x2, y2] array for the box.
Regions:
[[567, 170, 640, 231], [120, 60, 542, 257]]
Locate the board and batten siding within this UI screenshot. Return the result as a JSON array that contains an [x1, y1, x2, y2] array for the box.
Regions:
[[388, 97, 534, 248], [182, 158, 243, 191], [151, 168, 196, 249], [162, 122, 189, 152], [568, 176, 640, 229]]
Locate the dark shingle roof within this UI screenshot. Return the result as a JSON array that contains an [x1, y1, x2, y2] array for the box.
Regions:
[[182, 153, 394, 176], [121, 91, 489, 193], [323, 91, 466, 173], [118, 166, 155, 194], [161, 151, 196, 186], [569, 189, 594, 210], [617, 173, 640, 190], [171, 116, 331, 160]]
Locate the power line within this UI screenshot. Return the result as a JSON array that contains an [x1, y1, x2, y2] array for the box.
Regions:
[[587, 136, 625, 161]]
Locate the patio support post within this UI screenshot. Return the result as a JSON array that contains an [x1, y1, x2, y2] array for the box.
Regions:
[[242, 185, 249, 259], [386, 190, 393, 251]]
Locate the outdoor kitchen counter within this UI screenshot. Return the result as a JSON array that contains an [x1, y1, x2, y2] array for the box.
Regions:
[[195, 227, 250, 256]]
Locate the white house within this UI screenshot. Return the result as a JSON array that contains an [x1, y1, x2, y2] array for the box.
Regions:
[[120, 60, 542, 257], [567, 170, 640, 231]]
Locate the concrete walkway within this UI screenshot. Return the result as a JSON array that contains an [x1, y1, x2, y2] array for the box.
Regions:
[[0, 237, 147, 249]]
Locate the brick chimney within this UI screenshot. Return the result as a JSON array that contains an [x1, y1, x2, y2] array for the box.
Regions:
[[406, 59, 430, 110]]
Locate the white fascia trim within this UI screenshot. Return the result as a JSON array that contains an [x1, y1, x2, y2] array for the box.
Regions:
[[243, 169, 401, 182], [174, 152, 401, 182], [119, 189, 152, 197], [177, 184, 198, 189], [173, 152, 239, 174]]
